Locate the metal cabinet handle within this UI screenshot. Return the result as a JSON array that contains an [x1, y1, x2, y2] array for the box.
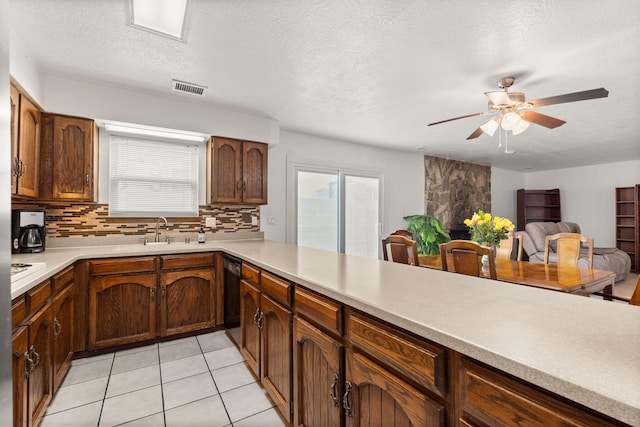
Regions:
[[243, 181, 247, 192], [12, 157, 20, 178], [19, 160, 26, 177], [86, 174, 89, 184], [151, 288, 156, 302], [343, 381, 353, 418], [161, 287, 166, 298], [330, 373, 340, 407], [256, 311, 264, 330], [253, 308, 260, 325], [24, 351, 34, 379], [54, 317, 62, 340], [29, 345, 40, 367]]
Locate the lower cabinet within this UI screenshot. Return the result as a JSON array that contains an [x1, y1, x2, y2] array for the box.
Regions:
[[89, 273, 157, 349], [239, 263, 293, 423], [88, 254, 217, 349], [293, 317, 343, 427], [27, 302, 54, 427], [456, 356, 624, 426], [52, 281, 74, 393], [12, 326, 28, 427], [345, 350, 445, 426], [159, 267, 216, 336]]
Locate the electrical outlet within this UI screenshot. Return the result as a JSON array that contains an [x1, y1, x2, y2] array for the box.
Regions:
[[205, 216, 216, 228], [251, 216, 258, 226]]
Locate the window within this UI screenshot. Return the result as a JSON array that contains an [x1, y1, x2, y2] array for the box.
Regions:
[[109, 135, 199, 217], [295, 165, 381, 258]]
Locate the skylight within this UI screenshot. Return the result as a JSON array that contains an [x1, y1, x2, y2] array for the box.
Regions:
[[130, 0, 189, 41]]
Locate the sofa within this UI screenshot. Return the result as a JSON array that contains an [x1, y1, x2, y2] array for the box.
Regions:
[[517, 222, 631, 282]]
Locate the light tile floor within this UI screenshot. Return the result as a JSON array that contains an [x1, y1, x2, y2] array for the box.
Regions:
[[41, 330, 287, 427]]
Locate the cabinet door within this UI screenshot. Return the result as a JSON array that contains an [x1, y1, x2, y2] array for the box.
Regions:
[[12, 326, 28, 427], [159, 268, 216, 337], [209, 137, 243, 203], [294, 317, 343, 427], [52, 115, 95, 200], [89, 274, 157, 349], [52, 284, 74, 392], [17, 95, 41, 198], [242, 141, 268, 204], [10, 85, 20, 194], [239, 280, 261, 377], [261, 294, 293, 423], [344, 350, 445, 427], [28, 302, 53, 427]]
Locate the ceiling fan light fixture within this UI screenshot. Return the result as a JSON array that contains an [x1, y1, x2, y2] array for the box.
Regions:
[[512, 119, 530, 135], [480, 118, 499, 136], [500, 112, 521, 131]]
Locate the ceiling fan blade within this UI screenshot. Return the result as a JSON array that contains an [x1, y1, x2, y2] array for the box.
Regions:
[[484, 91, 511, 106], [520, 111, 566, 129], [466, 127, 484, 140], [528, 88, 609, 108], [428, 112, 484, 126]]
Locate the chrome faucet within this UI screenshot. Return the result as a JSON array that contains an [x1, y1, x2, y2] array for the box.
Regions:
[[155, 217, 168, 242]]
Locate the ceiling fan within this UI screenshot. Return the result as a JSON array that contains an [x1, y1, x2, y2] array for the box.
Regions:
[[427, 77, 609, 140]]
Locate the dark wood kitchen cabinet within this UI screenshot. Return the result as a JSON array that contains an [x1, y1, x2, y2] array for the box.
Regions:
[[51, 272, 74, 393], [12, 326, 29, 427], [10, 84, 41, 198], [159, 253, 216, 337], [239, 263, 293, 422], [455, 356, 623, 426], [88, 254, 218, 349], [207, 136, 268, 205], [40, 113, 97, 201], [88, 257, 158, 349], [26, 302, 54, 427]]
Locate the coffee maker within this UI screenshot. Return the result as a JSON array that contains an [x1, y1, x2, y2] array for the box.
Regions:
[[11, 209, 46, 253]]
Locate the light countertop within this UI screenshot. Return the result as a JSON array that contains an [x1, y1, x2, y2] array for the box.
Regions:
[[11, 239, 640, 425]]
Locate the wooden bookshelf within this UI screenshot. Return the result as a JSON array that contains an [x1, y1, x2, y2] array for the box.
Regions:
[[615, 185, 640, 273], [516, 188, 561, 231]]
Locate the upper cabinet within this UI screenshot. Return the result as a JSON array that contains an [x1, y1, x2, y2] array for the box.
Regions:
[[10, 84, 41, 198], [207, 136, 268, 205], [40, 113, 98, 202]]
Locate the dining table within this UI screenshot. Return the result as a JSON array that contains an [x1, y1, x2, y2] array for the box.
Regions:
[[418, 254, 615, 298]]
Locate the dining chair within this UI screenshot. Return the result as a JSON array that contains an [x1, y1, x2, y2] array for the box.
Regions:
[[382, 235, 420, 266], [496, 231, 524, 261], [391, 229, 414, 239], [543, 232, 593, 269], [439, 240, 497, 279]]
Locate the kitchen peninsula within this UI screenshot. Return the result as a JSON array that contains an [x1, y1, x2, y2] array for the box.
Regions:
[[10, 238, 640, 426]]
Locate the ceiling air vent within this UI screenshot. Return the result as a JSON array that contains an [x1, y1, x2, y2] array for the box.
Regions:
[[171, 79, 207, 97]]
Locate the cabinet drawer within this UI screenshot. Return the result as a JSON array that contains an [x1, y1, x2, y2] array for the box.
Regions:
[[294, 287, 342, 337], [347, 311, 447, 397], [160, 253, 215, 270], [242, 263, 260, 287], [458, 356, 621, 426], [261, 271, 291, 307], [52, 266, 74, 294], [12, 295, 26, 330], [89, 257, 157, 275], [27, 279, 52, 316]]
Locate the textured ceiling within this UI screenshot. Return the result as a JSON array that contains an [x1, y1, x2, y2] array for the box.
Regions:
[[10, 0, 640, 171]]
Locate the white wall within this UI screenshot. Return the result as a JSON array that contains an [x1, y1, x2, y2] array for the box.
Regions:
[[9, 26, 45, 105], [491, 167, 526, 222], [524, 160, 640, 246], [43, 75, 279, 145], [263, 131, 425, 245]]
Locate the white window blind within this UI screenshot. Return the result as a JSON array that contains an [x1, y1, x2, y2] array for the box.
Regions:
[[109, 135, 199, 217]]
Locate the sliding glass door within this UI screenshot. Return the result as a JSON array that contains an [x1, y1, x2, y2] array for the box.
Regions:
[[295, 167, 381, 258]]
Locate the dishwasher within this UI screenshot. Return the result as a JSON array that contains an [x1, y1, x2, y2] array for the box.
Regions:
[[223, 254, 242, 327]]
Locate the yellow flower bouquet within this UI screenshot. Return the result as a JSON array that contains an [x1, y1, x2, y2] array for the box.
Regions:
[[463, 210, 515, 247]]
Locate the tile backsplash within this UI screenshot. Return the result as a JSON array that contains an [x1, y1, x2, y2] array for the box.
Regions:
[[12, 202, 260, 238]]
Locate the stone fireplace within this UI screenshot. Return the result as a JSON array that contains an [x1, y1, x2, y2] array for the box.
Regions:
[[423, 155, 491, 238]]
